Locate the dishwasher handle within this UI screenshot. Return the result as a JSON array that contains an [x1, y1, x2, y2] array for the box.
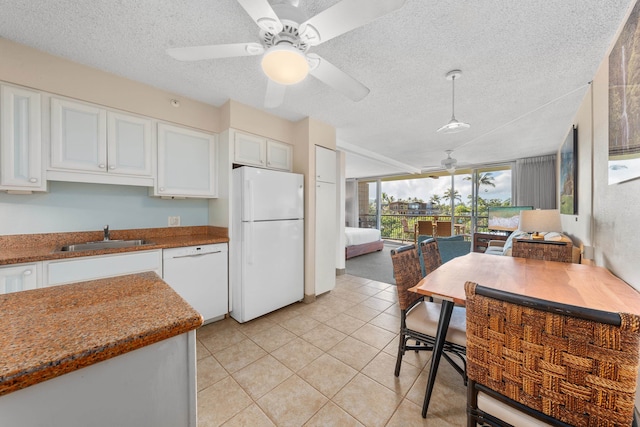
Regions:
[[170, 250, 221, 259]]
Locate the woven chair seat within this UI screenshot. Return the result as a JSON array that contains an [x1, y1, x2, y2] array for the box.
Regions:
[[406, 301, 467, 347]]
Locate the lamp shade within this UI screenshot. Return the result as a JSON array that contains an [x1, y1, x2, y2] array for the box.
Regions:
[[518, 209, 562, 233], [261, 44, 309, 85]]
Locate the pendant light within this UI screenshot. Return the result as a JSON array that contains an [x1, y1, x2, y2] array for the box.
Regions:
[[437, 69, 470, 134]]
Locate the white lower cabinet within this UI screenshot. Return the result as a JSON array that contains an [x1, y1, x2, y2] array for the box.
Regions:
[[43, 250, 162, 287], [0, 263, 41, 294], [0, 332, 197, 427]]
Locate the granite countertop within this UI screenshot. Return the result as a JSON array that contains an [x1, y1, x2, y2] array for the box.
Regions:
[[0, 271, 203, 397], [0, 225, 229, 265]]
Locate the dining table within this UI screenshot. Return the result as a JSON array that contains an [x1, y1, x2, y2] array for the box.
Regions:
[[409, 252, 640, 418]]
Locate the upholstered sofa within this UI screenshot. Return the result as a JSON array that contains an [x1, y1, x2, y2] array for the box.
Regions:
[[485, 230, 581, 263]]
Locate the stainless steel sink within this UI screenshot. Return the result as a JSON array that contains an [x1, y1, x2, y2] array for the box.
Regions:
[[59, 239, 155, 252]]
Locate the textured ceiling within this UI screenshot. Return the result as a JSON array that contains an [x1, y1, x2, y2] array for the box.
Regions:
[[0, 0, 634, 178]]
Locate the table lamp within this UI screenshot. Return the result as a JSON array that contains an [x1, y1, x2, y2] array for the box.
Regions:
[[518, 209, 562, 240]]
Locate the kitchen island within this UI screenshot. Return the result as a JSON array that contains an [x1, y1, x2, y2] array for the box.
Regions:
[[0, 271, 203, 427]]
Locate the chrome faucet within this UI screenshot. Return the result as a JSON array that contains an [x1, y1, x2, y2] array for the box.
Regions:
[[103, 225, 110, 241]]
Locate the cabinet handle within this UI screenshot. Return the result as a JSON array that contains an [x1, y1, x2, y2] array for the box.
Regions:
[[109, 165, 116, 170], [98, 164, 106, 169], [29, 178, 38, 183], [23, 270, 32, 276]]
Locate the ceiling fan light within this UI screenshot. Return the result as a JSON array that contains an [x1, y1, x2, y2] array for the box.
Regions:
[[437, 118, 471, 134], [261, 45, 309, 85]]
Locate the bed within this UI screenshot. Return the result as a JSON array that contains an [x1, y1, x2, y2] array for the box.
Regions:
[[345, 227, 384, 259]]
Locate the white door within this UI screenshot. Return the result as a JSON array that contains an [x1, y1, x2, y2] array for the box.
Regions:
[[315, 181, 336, 294], [238, 219, 303, 322], [50, 98, 107, 172], [157, 123, 217, 198], [238, 167, 303, 221], [315, 146, 336, 183], [0, 85, 44, 190], [0, 263, 39, 294], [106, 111, 152, 176]]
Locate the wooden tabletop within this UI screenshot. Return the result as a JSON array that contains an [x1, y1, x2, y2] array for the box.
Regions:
[[410, 252, 640, 315]]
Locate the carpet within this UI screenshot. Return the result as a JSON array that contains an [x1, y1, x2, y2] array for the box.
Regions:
[[345, 241, 402, 285]]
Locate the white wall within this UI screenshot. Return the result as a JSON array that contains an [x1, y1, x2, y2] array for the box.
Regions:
[[562, 2, 640, 290], [0, 182, 208, 234]]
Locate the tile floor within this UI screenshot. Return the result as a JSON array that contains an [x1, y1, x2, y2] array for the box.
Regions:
[[196, 274, 467, 426]]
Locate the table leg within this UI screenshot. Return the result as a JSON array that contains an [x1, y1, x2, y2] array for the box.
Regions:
[[422, 299, 454, 418]]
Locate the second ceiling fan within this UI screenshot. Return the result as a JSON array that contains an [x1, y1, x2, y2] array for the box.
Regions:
[[166, 0, 406, 108]]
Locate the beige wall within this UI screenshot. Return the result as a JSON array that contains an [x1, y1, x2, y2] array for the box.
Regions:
[[0, 38, 219, 132], [562, 5, 640, 290]]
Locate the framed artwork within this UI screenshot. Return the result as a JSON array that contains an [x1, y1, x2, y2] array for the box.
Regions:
[[609, 0, 640, 185], [560, 125, 577, 215]]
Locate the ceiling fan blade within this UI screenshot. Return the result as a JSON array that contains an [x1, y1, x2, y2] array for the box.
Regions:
[[264, 79, 286, 108], [236, 0, 283, 33], [307, 53, 369, 101], [299, 0, 405, 46], [166, 43, 264, 61]]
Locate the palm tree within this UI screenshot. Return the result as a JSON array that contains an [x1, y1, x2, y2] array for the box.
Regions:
[[443, 188, 462, 204], [429, 194, 441, 208], [464, 172, 496, 195]]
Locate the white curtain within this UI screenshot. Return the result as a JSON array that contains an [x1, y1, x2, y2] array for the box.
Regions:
[[515, 154, 557, 209]]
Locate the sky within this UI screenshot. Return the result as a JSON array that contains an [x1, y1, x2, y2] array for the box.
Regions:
[[374, 170, 512, 205]]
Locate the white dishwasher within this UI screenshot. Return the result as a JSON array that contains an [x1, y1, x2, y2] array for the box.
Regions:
[[163, 243, 228, 324]]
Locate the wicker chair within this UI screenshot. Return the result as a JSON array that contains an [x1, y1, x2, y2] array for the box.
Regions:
[[401, 218, 416, 243], [417, 220, 434, 238], [389, 243, 467, 381], [465, 281, 640, 427]]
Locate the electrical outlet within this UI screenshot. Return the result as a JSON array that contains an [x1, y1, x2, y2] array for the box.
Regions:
[[168, 216, 181, 227]]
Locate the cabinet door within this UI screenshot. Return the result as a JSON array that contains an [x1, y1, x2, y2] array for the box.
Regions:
[[266, 139, 292, 171], [0, 85, 44, 190], [234, 132, 266, 167], [157, 123, 217, 198], [315, 146, 336, 183], [315, 181, 336, 294], [107, 111, 152, 176], [51, 98, 107, 172], [0, 263, 39, 294]]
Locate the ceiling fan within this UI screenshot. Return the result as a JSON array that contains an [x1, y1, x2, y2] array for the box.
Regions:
[[421, 150, 468, 174], [166, 0, 406, 108]]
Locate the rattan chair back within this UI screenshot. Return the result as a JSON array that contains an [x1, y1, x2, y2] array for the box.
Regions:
[[419, 239, 442, 275], [390, 244, 423, 311], [465, 281, 640, 427], [417, 220, 434, 236], [436, 221, 452, 237]]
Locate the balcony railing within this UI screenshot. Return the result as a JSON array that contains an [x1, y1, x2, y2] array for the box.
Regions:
[[357, 214, 491, 241]]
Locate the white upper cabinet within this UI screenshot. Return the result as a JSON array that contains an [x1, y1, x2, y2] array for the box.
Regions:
[[315, 145, 336, 183], [50, 98, 107, 172], [234, 131, 266, 168], [155, 122, 217, 198], [49, 97, 153, 185], [106, 111, 152, 176], [266, 139, 292, 171], [233, 130, 292, 171], [0, 85, 45, 192]]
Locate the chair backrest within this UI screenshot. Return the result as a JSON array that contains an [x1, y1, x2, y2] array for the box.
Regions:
[[465, 281, 640, 427], [419, 238, 442, 275], [436, 221, 452, 237], [390, 244, 423, 311], [401, 218, 410, 233], [511, 239, 573, 263], [417, 220, 433, 236]]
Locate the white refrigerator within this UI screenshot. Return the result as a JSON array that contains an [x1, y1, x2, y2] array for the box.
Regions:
[[230, 166, 304, 323]]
